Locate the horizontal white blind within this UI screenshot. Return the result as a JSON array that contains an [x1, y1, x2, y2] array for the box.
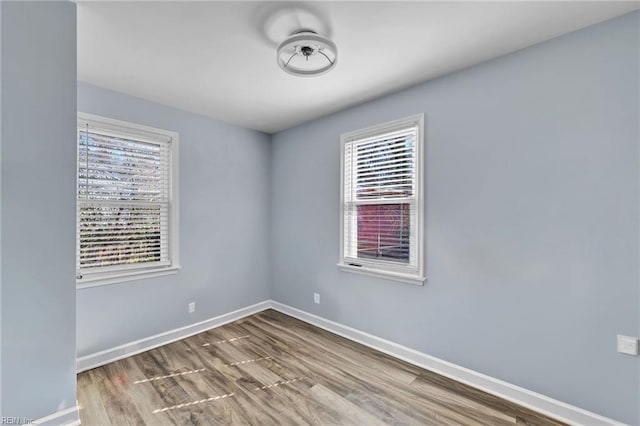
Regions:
[[77, 127, 171, 272], [343, 127, 417, 266], [78, 131, 169, 202]]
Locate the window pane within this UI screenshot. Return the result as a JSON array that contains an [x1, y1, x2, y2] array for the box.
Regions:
[[355, 135, 415, 200], [78, 131, 168, 202], [79, 205, 165, 268], [357, 203, 410, 263]]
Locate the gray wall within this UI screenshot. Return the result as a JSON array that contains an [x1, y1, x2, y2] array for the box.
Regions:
[[76, 82, 271, 356], [0, 1, 3, 415], [270, 11, 640, 424], [1, 1, 77, 420]]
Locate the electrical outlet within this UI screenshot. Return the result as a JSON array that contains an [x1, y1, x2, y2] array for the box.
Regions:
[[188, 302, 196, 314], [617, 335, 639, 355], [314, 293, 320, 304]]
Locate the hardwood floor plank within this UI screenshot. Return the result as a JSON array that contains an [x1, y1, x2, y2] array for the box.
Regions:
[[78, 370, 115, 425], [415, 370, 565, 426], [78, 309, 565, 426], [118, 357, 192, 425], [91, 363, 147, 425], [309, 384, 389, 426], [344, 389, 437, 426], [409, 376, 516, 425]]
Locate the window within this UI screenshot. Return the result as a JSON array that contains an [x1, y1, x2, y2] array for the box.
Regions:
[[339, 114, 425, 285], [76, 113, 179, 287]]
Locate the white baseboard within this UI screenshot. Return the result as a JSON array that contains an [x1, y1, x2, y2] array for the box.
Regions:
[[34, 406, 80, 426], [75, 299, 624, 425], [76, 300, 271, 372], [269, 300, 625, 426]]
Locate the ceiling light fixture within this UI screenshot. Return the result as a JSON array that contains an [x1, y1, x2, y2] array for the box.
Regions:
[[277, 30, 337, 77]]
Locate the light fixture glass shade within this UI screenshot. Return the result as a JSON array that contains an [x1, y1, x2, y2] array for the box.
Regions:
[[277, 31, 337, 77]]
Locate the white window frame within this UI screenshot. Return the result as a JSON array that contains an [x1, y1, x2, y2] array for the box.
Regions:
[[338, 114, 425, 285], [76, 112, 180, 288]]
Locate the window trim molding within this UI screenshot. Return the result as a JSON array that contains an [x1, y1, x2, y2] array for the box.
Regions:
[[76, 112, 180, 288], [339, 113, 425, 285], [76, 266, 181, 289]]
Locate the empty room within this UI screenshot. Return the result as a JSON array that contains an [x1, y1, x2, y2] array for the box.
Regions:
[[0, 0, 639, 425]]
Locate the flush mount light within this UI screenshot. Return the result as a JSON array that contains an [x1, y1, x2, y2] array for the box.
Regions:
[[277, 30, 337, 77]]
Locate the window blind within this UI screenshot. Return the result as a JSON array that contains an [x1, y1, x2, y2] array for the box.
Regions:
[[343, 127, 418, 268], [77, 127, 171, 273]]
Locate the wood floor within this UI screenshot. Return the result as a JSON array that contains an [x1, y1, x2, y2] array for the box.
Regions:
[[78, 309, 564, 426]]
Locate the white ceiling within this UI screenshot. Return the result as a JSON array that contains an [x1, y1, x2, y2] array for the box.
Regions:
[[78, 1, 639, 134]]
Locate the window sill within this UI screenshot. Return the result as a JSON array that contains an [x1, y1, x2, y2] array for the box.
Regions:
[[76, 265, 181, 289], [337, 263, 425, 286]]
